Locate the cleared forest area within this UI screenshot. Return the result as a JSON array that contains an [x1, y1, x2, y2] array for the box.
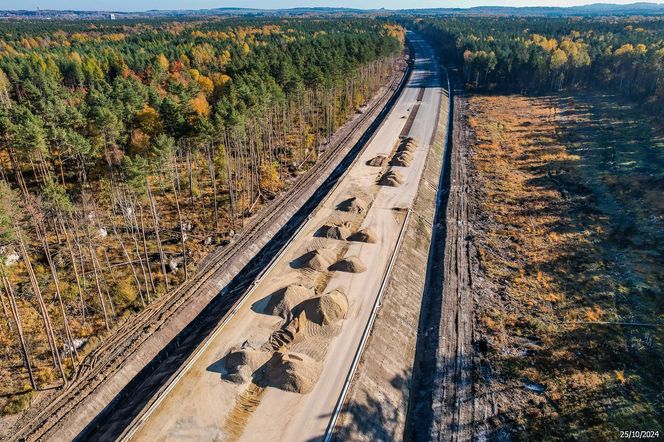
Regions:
[[466, 92, 663, 439], [401, 15, 664, 439], [0, 17, 405, 419]]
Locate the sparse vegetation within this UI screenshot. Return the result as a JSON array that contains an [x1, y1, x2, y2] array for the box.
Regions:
[[466, 92, 663, 439], [2, 389, 33, 415]]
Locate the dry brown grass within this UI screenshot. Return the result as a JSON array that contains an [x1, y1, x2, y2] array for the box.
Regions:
[[468, 93, 663, 439]]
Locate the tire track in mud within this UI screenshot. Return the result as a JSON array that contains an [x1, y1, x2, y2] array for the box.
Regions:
[[223, 383, 266, 441], [406, 72, 475, 441]]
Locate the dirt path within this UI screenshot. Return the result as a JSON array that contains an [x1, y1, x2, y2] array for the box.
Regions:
[[407, 77, 478, 441], [442, 88, 474, 442], [433, 84, 475, 442]]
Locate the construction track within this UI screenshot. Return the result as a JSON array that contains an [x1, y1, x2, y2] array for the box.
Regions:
[[332, 64, 450, 441], [434, 83, 474, 442], [9, 56, 410, 442], [407, 73, 475, 441]]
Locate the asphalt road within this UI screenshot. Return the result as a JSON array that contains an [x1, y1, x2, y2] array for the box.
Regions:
[[127, 32, 442, 442]]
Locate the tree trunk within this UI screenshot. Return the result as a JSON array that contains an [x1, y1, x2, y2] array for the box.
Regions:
[[61, 217, 86, 321], [0, 282, 11, 331], [86, 233, 110, 332], [171, 156, 188, 281], [137, 202, 156, 299], [2, 272, 37, 390], [15, 226, 67, 385], [39, 229, 79, 363], [146, 179, 170, 291], [109, 206, 145, 307], [123, 196, 152, 304], [206, 143, 219, 232]]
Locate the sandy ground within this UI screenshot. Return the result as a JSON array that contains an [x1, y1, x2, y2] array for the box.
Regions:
[[130, 32, 442, 442]]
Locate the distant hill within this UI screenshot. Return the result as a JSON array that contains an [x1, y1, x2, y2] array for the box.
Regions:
[[0, 6, 367, 20], [1, 2, 663, 20], [400, 2, 664, 15]]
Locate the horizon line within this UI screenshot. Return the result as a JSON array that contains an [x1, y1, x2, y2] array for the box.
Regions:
[[3, 1, 664, 14]]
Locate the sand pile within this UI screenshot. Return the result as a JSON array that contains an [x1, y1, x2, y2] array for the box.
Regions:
[[330, 256, 367, 273], [337, 196, 368, 214], [398, 137, 418, 153], [349, 228, 377, 243], [262, 351, 322, 394], [224, 344, 271, 384], [322, 222, 352, 240], [390, 152, 413, 167], [265, 284, 314, 319], [379, 169, 404, 187], [299, 290, 348, 325], [296, 248, 336, 271], [367, 155, 386, 167]]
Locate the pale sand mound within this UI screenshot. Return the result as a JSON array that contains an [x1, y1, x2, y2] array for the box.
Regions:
[[379, 169, 404, 187], [265, 284, 314, 319], [366, 155, 386, 167], [398, 137, 418, 152], [397, 150, 414, 160], [322, 222, 352, 240], [299, 290, 348, 325], [297, 248, 336, 271], [224, 344, 271, 384], [349, 228, 377, 243], [330, 255, 367, 273], [337, 196, 368, 214], [263, 351, 322, 394], [390, 152, 413, 167]]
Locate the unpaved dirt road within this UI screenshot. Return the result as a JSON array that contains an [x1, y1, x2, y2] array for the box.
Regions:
[[125, 32, 442, 442], [406, 75, 475, 441], [432, 86, 474, 442]]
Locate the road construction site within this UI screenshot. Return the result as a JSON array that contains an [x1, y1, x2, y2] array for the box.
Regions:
[[124, 31, 444, 442]]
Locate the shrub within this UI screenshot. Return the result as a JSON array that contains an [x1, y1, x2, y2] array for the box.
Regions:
[[113, 277, 138, 306], [2, 391, 34, 414]]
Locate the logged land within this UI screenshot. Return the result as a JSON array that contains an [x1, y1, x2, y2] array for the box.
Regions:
[[466, 92, 664, 439]]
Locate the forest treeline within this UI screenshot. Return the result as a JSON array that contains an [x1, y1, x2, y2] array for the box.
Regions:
[[0, 17, 404, 413], [408, 16, 664, 119]]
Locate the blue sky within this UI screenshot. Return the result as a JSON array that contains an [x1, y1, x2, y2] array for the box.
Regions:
[[1, 0, 657, 11]]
